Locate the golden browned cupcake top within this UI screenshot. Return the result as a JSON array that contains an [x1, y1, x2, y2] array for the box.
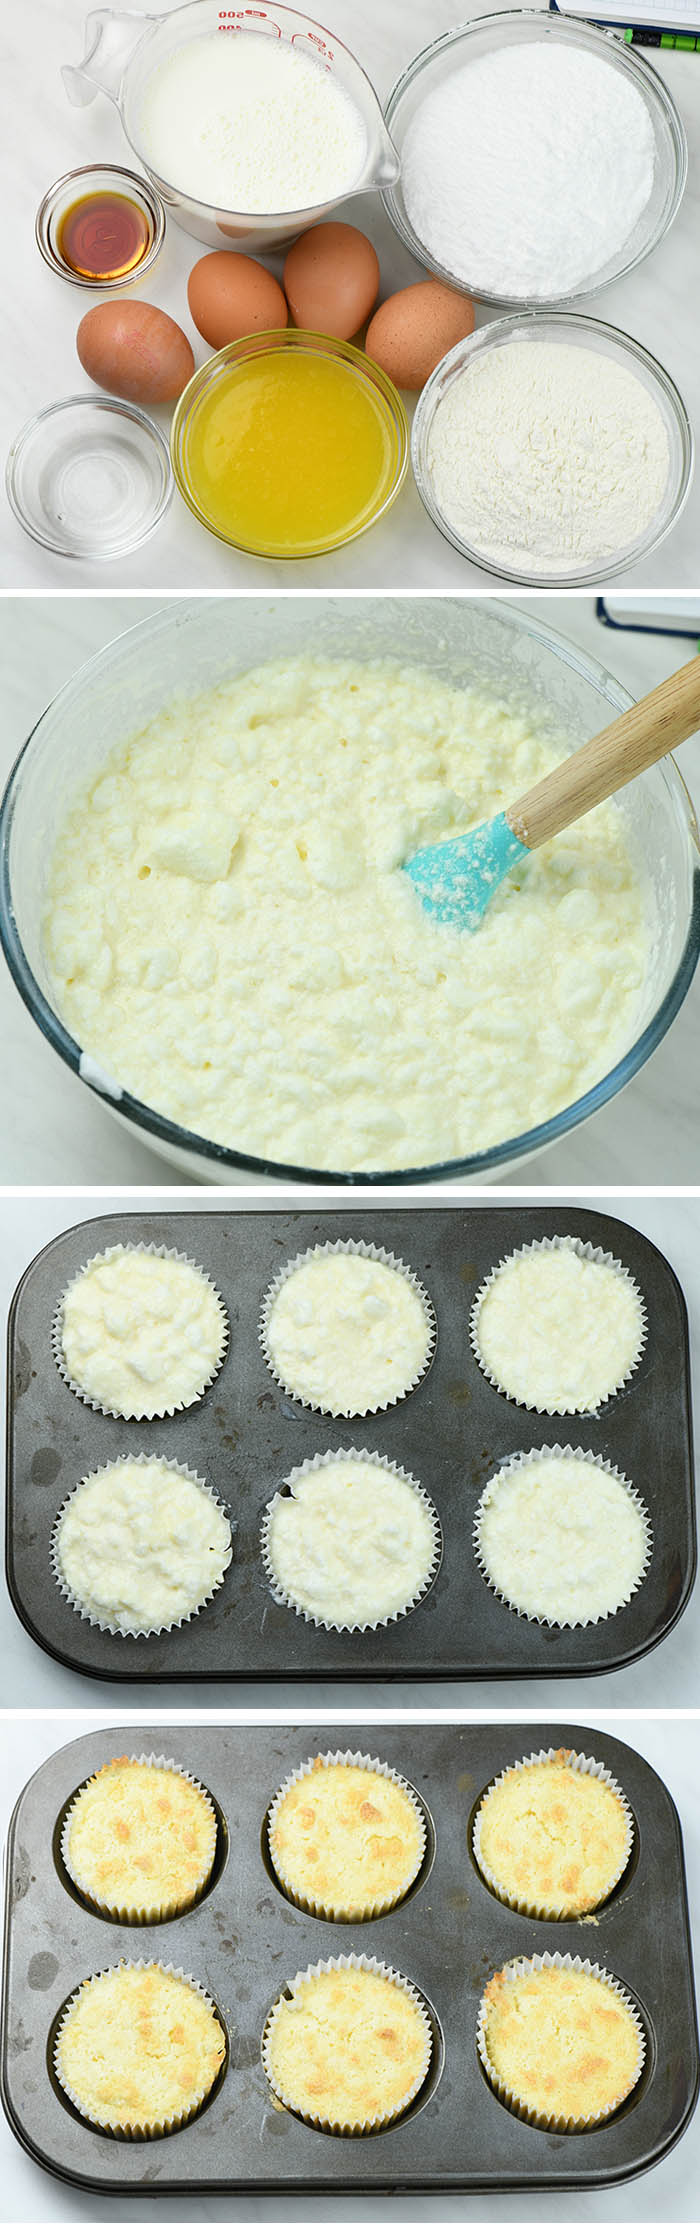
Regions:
[[63, 1756, 217, 1918], [55, 1963, 226, 2132], [265, 1963, 430, 2129], [475, 1750, 630, 1916], [269, 1757, 424, 1917], [481, 1962, 642, 2126]]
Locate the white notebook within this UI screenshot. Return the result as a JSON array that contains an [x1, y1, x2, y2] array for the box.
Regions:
[[599, 597, 700, 635], [552, 2, 700, 28]]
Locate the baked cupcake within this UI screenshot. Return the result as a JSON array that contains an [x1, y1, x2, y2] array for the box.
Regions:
[[52, 1454, 232, 1635], [54, 1961, 227, 2137], [55, 1243, 228, 1419], [261, 1241, 435, 1418], [268, 1753, 426, 1919], [471, 1237, 645, 1415], [477, 1953, 644, 2130], [62, 1757, 218, 1922], [263, 1955, 431, 2132], [262, 1450, 440, 1631], [474, 1447, 651, 1627], [473, 1749, 632, 1918]]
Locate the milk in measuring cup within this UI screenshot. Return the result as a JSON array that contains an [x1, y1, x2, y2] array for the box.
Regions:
[[139, 30, 368, 211]]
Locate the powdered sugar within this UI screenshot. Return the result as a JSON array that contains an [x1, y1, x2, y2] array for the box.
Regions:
[[401, 41, 656, 300], [426, 337, 670, 577]]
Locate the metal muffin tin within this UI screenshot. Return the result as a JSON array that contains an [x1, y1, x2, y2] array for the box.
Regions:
[[1, 1720, 697, 2192], [5, 1206, 696, 1680]]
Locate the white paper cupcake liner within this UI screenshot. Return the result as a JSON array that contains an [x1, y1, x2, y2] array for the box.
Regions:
[[476, 1950, 646, 2131], [473, 1444, 653, 1629], [470, 1235, 647, 1416], [61, 1752, 219, 1923], [259, 1238, 437, 1419], [52, 1240, 229, 1420], [51, 1452, 233, 1638], [53, 1957, 228, 2139], [262, 1950, 432, 2134], [267, 1749, 427, 1919], [473, 1746, 634, 1918], [260, 1447, 442, 1633]]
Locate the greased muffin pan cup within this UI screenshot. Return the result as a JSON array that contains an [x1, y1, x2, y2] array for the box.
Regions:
[[5, 1206, 695, 1680], [1, 1722, 697, 2190]]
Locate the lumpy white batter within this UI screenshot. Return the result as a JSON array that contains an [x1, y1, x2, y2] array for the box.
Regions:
[[44, 656, 649, 1173], [59, 1246, 227, 1418], [264, 1247, 432, 1415], [473, 1241, 645, 1413], [264, 1456, 438, 1628], [54, 1458, 232, 1633], [475, 1452, 650, 1626]]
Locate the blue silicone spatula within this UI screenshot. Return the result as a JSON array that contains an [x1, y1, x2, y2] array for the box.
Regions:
[[403, 656, 700, 930]]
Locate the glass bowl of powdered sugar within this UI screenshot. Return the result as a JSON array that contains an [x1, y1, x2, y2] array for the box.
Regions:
[[411, 312, 693, 587], [382, 9, 686, 310]]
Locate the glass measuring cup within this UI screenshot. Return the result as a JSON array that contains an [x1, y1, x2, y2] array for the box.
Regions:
[[62, 1, 401, 251]]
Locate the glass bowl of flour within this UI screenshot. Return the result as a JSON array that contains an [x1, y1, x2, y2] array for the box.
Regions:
[[382, 9, 686, 309], [411, 313, 694, 586], [62, 1, 400, 253], [2, 598, 699, 1188]]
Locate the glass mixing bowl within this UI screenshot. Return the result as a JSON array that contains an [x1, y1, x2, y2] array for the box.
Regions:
[[411, 314, 694, 588], [1, 597, 699, 1186], [63, 1, 400, 252], [382, 8, 687, 310]]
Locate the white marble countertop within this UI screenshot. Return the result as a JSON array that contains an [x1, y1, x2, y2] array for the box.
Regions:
[[1, 1189, 698, 1712], [2, 0, 700, 589], [1, 592, 698, 1185], [0, 1708, 698, 2222]]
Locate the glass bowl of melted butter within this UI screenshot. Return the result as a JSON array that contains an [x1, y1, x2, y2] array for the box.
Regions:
[[170, 330, 408, 559], [1, 596, 698, 1186]]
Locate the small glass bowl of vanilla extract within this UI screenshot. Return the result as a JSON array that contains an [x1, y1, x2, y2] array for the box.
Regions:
[[36, 163, 165, 289]]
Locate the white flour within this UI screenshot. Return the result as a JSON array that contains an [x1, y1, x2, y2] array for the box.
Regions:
[[139, 31, 367, 212], [427, 340, 670, 575], [401, 40, 656, 298]]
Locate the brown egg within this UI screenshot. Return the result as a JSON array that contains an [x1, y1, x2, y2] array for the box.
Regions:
[[187, 251, 288, 350], [76, 301, 195, 405], [365, 282, 475, 391], [283, 223, 379, 341]]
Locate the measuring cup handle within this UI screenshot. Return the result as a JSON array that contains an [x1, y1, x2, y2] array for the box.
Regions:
[[61, 7, 156, 108]]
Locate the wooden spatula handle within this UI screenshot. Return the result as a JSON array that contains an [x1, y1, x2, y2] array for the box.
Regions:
[[506, 655, 700, 852]]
